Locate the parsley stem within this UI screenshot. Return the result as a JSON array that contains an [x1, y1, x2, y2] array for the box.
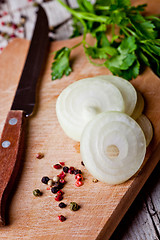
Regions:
[[95, 6, 110, 11], [57, 0, 110, 23], [71, 41, 82, 50]]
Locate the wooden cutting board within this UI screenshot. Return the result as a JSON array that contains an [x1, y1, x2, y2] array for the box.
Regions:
[[0, 32, 160, 239]]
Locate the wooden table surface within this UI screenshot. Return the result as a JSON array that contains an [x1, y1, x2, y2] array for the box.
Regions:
[[0, 1, 160, 239]]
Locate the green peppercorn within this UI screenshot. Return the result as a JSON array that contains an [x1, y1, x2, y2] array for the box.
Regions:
[[33, 189, 42, 197], [69, 202, 80, 211]]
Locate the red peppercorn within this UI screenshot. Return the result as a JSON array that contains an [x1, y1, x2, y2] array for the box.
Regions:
[[54, 164, 62, 169], [75, 180, 83, 187], [58, 215, 66, 222], [59, 161, 65, 166], [68, 166, 75, 174], [59, 179, 66, 184], [1, 21, 5, 26], [57, 171, 66, 179], [75, 174, 83, 181], [55, 194, 63, 201], [57, 190, 64, 195]]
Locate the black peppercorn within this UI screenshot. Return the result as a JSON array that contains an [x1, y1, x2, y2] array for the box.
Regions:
[[74, 169, 82, 175], [63, 166, 69, 173], [51, 186, 59, 194], [58, 202, 67, 208], [41, 176, 50, 184]]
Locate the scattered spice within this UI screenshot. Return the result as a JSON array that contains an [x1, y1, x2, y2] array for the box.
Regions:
[[75, 174, 83, 181], [33, 189, 42, 197], [53, 176, 59, 183], [75, 180, 83, 187], [41, 176, 50, 184], [59, 161, 65, 166], [59, 202, 67, 208], [47, 179, 53, 187], [57, 190, 64, 195], [81, 161, 85, 166], [74, 169, 82, 175], [63, 166, 69, 173], [57, 171, 66, 179], [92, 178, 98, 183], [69, 202, 80, 211], [36, 152, 44, 159], [51, 186, 59, 194], [55, 194, 63, 201], [59, 179, 66, 184], [54, 164, 62, 169], [58, 215, 66, 222], [68, 167, 75, 174]]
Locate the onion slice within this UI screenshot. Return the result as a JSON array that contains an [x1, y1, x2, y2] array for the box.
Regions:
[[136, 114, 153, 147], [131, 91, 144, 120], [94, 75, 137, 116], [56, 78, 125, 141], [80, 111, 146, 185]]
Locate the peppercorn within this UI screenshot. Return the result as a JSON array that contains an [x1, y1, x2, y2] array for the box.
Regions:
[[59, 162, 65, 166], [53, 176, 59, 183], [75, 180, 83, 187], [92, 178, 98, 183], [57, 190, 64, 195], [36, 152, 44, 159], [81, 161, 85, 166], [59, 179, 66, 184], [75, 174, 83, 181], [33, 189, 42, 197], [51, 186, 59, 194], [63, 166, 69, 173], [55, 194, 63, 201], [74, 169, 82, 175], [58, 202, 67, 208], [57, 171, 66, 179], [68, 167, 75, 174], [69, 202, 80, 211], [58, 215, 66, 222], [48, 179, 53, 187], [54, 164, 62, 169], [41, 176, 50, 184]]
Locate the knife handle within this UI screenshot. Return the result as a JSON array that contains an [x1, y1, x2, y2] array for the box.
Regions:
[[0, 110, 26, 226]]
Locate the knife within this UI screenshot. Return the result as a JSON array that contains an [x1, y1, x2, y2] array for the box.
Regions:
[[0, 5, 49, 226]]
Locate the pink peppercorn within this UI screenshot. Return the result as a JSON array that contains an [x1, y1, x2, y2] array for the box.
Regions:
[[57, 171, 66, 179], [75, 174, 83, 181], [57, 190, 64, 195], [75, 180, 83, 187], [59, 179, 66, 184], [59, 161, 65, 166], [54, 164, 62, 169], [58, 215, 66, 222], [55, 194, 63, 201], [68, 166, 75, 174]]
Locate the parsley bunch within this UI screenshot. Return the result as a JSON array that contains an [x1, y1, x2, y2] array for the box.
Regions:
[[51, 0, 160, 81]]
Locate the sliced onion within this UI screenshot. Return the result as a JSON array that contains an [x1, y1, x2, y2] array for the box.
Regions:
[[93, 75, 137, 116], [56, 78, 125, 141], [136, 114, 153, 147], [80, 111, 146, 185], [131, 91, 144, 120]]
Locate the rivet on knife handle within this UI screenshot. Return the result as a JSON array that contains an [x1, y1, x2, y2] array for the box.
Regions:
[[0, 110, 26, 226]]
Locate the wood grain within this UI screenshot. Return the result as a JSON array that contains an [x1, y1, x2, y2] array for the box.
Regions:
[[0, 36, 160, 240], [0, 110, 26, 226]]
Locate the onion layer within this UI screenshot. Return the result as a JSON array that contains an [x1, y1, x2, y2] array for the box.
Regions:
[[56, 78, 125, 141], [80, 112, 146, 185]]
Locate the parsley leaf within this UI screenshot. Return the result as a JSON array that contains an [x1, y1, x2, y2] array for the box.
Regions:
[[51, 47, 72, 80], [51, 0, 160, 81]]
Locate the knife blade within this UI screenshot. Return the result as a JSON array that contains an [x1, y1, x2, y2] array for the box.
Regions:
[[0, 5, 49, 226]]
